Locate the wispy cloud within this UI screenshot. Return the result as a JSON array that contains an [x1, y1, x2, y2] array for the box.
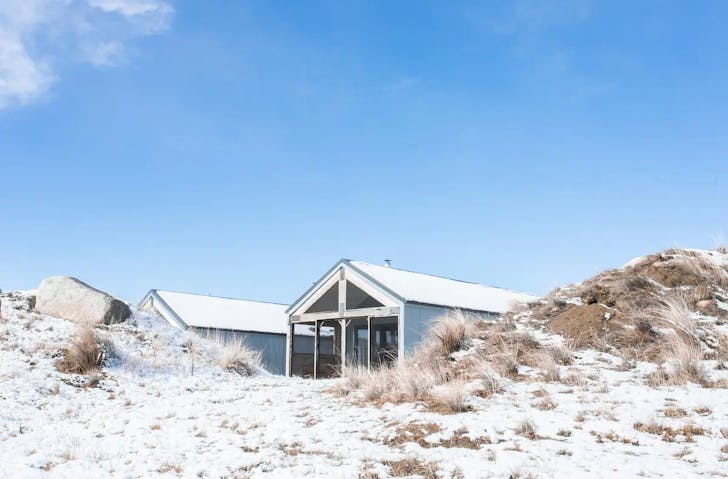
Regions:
[[465, 0, 605, 101], [477, 0, 592, 34], [0, 0, 173, 110]]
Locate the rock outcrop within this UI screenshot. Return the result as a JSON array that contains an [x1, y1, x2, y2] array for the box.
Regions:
[[35, 276, 131, 325]]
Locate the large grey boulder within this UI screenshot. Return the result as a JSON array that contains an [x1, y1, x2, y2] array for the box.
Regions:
[[35, 276, 131, 325]]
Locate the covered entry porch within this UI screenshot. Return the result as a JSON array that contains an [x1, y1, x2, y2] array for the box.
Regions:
[[288, 314, 399, 378]]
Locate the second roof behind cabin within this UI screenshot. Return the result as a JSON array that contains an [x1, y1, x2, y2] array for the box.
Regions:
[[154, 290, 289, 334]]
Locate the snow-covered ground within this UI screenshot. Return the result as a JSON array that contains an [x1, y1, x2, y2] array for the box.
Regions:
[[1, 292, 728, 478]]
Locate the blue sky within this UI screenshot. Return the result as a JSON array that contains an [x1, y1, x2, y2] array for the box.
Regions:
[[1, 0, 727, 304]]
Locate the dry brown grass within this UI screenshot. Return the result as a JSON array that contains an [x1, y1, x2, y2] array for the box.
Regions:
[[216, 338, 261, 376], [57, 327, 103, 375], [533, 397, 557, 411], [646, 333, 709, 387], [534, 249, 728, 359], [590, 431, 640, 446], [385, 457, 439, 479], [663, 407, 688, 418], [339, 354, 454, 405], [417, 310, 476, 359], [157, 463, 183, 474], [514, 419, 539, 440], [634, 421, 707, 442], [384, 422, 441, 448], [429, 380, 472, 413], [647, 295, 698, 344], [384, 423, 489, 449]]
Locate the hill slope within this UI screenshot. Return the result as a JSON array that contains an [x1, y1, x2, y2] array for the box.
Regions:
[[2, 250, 728, 478]]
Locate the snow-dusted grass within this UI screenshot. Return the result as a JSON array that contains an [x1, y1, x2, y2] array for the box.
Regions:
[[2, 291, 728, 478], [56, 327, 103, 375], [215, 337, 261, 376]]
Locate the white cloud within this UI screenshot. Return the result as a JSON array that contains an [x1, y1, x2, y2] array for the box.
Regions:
[[87, 0, 173, 33], [83, 41, 125, 66], [0, 31, 53, 108], [0, 0, 173, 110]]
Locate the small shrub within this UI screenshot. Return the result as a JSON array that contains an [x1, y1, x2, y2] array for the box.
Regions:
[[57, 327, 103, 375]]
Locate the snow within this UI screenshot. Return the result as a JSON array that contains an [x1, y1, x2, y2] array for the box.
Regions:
[[2, 291, 728, 478], [622, 255, 648, 269], [153, 290, 289, 335], [350, 261, 539, 313]]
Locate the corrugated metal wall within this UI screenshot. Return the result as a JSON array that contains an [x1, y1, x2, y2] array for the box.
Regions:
[[191, 327, 287, 375]]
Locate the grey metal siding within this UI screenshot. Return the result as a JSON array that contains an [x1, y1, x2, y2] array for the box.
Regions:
[[403, 304, 501, 354], [191, 328, 287, 375], [402, 303, 449, 354]]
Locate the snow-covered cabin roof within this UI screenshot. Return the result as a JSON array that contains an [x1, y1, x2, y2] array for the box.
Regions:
[[348, 261, 539, 313], [149, 290, 289, 335]]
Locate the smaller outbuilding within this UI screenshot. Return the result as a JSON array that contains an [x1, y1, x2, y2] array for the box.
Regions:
[[138, 290, 289, 374]]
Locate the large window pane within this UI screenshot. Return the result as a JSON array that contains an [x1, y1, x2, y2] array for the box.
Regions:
[[291, 323, 315, 377], [345, 318, 368, 368], [346, 281, 383, 310], [305, 284, 339, 313], [371, 316, 398, 366]]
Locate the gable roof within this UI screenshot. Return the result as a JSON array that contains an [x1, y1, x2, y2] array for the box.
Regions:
[[348, 261, 538, 313], [147, 290, 289, 335], [287, 259, 539, 315]]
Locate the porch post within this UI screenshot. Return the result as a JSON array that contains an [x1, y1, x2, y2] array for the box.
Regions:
[[286, 321, 294, 377], [340, 319, 347, 374], [367, 316, 372, 370], [313, 320, 320, 379]]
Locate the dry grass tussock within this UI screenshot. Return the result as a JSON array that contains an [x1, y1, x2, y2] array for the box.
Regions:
[[337, 310, 579, 409], [470, 323, 572, 382], [415, 309, 477, 359], [215, 337, 261, 376], [337, 355, 454, 405], [645, 333, 709, 387], [644, 295, 698, 344], [57, 327, 104, 375], [385, 457, 439, 479], [336, 311, 481, 410]]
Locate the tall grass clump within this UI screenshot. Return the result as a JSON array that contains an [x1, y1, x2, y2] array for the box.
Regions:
[[57, 327, 104, 375], [216, 337, 261, 376], [647, 295, 698, 344], [417, 309, 476, 359]]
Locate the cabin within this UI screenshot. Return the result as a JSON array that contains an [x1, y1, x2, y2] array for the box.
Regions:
[[138, 290, 289, 374], [285, 260, 538, 378]]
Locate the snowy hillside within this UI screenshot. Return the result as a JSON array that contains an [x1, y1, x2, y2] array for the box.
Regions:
[[2, 249, 728, 478]]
